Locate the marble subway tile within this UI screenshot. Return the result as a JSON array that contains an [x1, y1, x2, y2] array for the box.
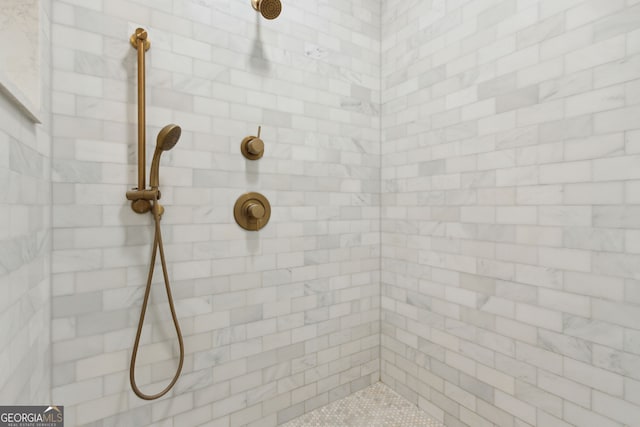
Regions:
[[42, 0, 383, 425], [2, 0, 640, 426], [382, 1, 640, 426]]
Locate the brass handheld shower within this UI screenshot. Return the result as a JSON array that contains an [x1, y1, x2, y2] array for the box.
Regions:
[[129, 123, 184, 401], [150, 124, 181, 189], [126, 28, 184, 401], [251, 0, 282, 19]]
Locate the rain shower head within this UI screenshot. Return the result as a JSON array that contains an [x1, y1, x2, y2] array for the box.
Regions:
[[252, 0, 282, 20], [150, 124, 181, 189]]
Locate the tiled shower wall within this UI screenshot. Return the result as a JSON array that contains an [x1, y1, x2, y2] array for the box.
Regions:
[[381, 0, 640, 426], [0, 0, 52, 406], [50, 0, 380, 426]]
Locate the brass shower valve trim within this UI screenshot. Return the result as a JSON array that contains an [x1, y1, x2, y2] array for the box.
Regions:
[[234, 192, 271, 231], [241, 126, 265, 160]]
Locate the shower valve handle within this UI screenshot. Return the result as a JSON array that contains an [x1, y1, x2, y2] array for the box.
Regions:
[[241, 126, 265, 160], [234, 192, 271, 231], [245, 201, 265, 219], [247, 137, 264, 156]]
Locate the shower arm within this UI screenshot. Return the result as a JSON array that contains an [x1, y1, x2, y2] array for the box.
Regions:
[[126, 28, 156, 214]]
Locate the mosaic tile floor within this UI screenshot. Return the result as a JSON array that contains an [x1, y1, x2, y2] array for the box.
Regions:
[[281, 382, 444, 427]]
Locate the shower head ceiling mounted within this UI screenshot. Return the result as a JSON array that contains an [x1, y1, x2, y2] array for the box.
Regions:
[[252, 0, 282, 20]]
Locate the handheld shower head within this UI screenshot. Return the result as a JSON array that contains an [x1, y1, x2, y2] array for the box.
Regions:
[[157, 124, 181, 151], [251, 0, 282, 20], [150, 124, 181, 189]]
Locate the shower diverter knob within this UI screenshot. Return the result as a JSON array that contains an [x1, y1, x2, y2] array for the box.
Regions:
[[246, 138, 264, 156], [234, 192, 271, 231], [241, 126, 265, 160]]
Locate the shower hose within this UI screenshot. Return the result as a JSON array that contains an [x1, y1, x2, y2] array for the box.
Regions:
[[130, 193, 184, 400]]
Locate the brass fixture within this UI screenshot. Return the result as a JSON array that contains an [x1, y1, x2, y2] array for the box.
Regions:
[[240, 126, 265, 160], [234, 192, 271, 231], [130, 27, 151, 51], [125, 123, 180, 214], [130, 193, 184, 401], [129, 27, 152, 214], [127, 126, 184, 400], [150, 124, 181, 189], [251, 0, 282, 20], [126, 28, 184, 401]]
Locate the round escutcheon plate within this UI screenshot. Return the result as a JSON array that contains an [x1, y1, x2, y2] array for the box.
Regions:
[[234, 192, 271, 231]]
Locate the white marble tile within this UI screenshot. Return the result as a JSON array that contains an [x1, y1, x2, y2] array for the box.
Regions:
[[382, 1, 640, 426]]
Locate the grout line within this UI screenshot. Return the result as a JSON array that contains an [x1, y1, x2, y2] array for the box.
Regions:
[[378, 0, 383, 381]]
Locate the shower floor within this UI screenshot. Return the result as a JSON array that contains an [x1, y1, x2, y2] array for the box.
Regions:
[[281, 382, 444, 427]]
